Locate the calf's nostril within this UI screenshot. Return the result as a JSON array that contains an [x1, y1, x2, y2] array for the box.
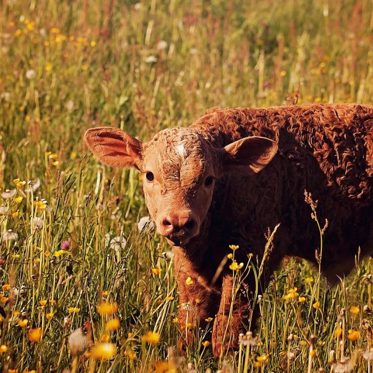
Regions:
[[185, 218, 195, 230], [162, 217, 172, 226]]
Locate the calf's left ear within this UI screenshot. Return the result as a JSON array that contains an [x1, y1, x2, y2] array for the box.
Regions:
[[222, 136, 278, 174]]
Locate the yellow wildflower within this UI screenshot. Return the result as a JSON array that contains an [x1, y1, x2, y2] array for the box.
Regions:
[[124, 348, 136, 360], [229, 244, 239, 251], [13, 179, 26, 189], [227, 253, 233, 259], [39, 300, 47, 307], [45, 63, 53, 73], [349, 305, 360, 316], [54, 250, 71, 257], [2, 284, 11, 291], [34, 200, 46, 210], [97, 302, 118, 316], [283, 287, 299, 301], [205, 317, 214, 322], [0, 344, 7, 353], [185, 277, 194, 286], [313, 301, 320, 310], [48, 153, 58, 160], [100, 333, 110, 342], [298, 296, 306, 303], [28, 328, 42, 342], [90, 41, 97, 48], [229, 261, 244, 271], [91, 342, 117, 360], [309, 349, 317, 358], [50, 27, 60, 34], [347, 330, 360, 341], [68, 307, 80, 314], [0, 295, 8, 304], [26, 21, 34, 31], [202, 340, 210, 347], [257, 354, 268, 362], [142, 331, 160, 345], [105, 318, 120, 332], [254, 354, 268, 367], [305, 276, 314, 285], [334, 326, 343, 338], [14, 196, 23, 204], [46, 312, 54, 320], [18, 319, 28, 328], [152, 267, 161, 276], [172, 317, 178, 323]]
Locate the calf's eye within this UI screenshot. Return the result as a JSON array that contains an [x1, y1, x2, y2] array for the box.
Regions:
[[204, 176, 214, 187], [146, 171, 154, 182]]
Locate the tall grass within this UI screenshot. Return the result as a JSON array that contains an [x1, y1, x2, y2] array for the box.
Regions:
[[0, 0, 372, 371]]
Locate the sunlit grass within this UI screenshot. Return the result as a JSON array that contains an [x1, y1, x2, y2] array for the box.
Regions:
[[0, 0, 373, 371]]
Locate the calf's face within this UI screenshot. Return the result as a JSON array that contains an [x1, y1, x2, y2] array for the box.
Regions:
[[84, 127, 277, 246]]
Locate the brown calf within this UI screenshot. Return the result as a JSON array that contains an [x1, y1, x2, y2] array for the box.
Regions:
[[85, 104, 373, 356]]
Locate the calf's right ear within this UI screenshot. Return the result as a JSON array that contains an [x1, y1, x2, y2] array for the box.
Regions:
[[84, 127, 142, 169]]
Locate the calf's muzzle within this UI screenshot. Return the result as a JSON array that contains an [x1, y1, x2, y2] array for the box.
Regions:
[[158, 210, 198, 245]]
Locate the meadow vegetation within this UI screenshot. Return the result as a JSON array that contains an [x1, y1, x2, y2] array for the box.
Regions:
[[0, 0, 373, 371]]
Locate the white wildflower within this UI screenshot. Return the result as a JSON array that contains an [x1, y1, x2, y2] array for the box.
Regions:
[[26, 69, 36, 80], [0, 206, 9, 215], [65, 100, 74, 112], [2, 230, 18, 242], [137, 216, 155, 233], [332, 350, 358, 373], [0, 92, 10, 102], [105, 233, 127, 252], [162, 250, 174, 260], [240, 331, 257, 347], [25, 178, 41, 193], [145, 55, 157, 64], [68, 327, 91, 356], [32, 217, 44, 230], [1, 189, 17, 199], [157, 40, 168, 51]]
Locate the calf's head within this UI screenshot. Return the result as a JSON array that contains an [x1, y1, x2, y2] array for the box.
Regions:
[[84, 127, 277, 246]]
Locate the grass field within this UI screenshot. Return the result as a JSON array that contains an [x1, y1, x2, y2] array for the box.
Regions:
[[0, 0, 373, 372]]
